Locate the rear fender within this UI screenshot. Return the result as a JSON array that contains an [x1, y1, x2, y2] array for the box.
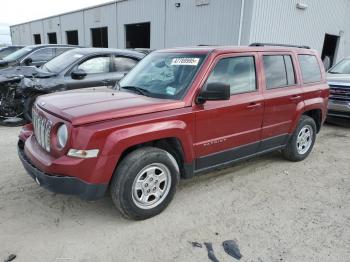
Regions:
[[289, 97, 325, 133]]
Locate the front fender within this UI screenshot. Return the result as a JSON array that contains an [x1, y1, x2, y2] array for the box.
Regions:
[[101, 120, 195, 164]]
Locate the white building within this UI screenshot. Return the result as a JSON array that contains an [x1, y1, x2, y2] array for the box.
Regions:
[[10, 0, 350, 66]]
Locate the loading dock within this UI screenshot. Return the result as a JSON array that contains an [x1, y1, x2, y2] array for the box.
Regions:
[[125, 22, 150, 48], [91, 27, 108, 48], [66, 30, 79, 45], [33, 34, 41, 44], [47, 32, 57, 44]]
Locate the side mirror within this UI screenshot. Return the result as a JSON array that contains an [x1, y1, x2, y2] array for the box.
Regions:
[[197, 82, 230, 104], [23, 57, 33, 66], [71, 69, 87, 80]]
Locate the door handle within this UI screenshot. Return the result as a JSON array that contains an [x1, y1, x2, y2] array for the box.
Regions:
[[246, 102, 262, 110], [290, 95, 302, 101]]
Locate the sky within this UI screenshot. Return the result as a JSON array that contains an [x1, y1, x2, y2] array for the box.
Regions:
[[0, 0, 109, 45]]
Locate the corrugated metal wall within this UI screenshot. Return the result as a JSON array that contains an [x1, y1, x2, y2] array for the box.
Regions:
[[249, 0, 350, 62], [165, 0, 242, 47], [83, 3, 117, 47], [117, 0, 166, 49], [42, 16, 61, 43], [30, 20, 44, 44], [9, 0, 350, 62], [60, 11, 85, 46], [10, 0, 244, 48]]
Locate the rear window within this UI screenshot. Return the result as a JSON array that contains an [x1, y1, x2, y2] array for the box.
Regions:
[[263, 55, 296, 89], [298, 55, 322, 83]]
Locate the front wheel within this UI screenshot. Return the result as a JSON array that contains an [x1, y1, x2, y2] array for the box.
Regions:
[[110, 147, 180, 220], [283, 115, 317, 162]]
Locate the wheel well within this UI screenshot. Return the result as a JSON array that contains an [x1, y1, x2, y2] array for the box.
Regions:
[[303, 109, 322, 132], [118, 138, 186, 177]]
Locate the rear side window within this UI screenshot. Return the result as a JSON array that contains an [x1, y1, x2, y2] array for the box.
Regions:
[[206, 56, 256, 95], [114, 56, 138, 72], [298, 55, 322, 83], [263, 55, 296, 89]]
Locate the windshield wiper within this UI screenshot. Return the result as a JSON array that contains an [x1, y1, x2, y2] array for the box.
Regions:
[[121, 85, 150, 96]]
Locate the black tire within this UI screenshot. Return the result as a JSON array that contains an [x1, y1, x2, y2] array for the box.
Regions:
[[110, 147, 180, 220], [23, 94, 39, 122], [283, 115, 317, 162]]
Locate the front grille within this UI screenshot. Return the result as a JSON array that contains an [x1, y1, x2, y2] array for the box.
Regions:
[[329, 85, 350, 102], [32, 108, 52, 152]]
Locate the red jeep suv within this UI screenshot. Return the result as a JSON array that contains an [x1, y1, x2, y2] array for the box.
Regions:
[[18, 44, 329, 220]]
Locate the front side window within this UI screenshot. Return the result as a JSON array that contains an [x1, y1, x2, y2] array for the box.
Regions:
[[263, 55, 296, 89], [328, 58, 350, 74], [114, 56, 138, 72], [77, 56, 110, 74], [206, 56, 256, 95], [42, 50, 84, 73], [29, 48, 54, 62], [119, 52, 206, 99], [298, 55, 322, 83], [4, 46, 34, 61]]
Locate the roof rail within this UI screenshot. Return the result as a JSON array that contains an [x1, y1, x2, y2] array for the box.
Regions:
[[249, 43, 310, 49]]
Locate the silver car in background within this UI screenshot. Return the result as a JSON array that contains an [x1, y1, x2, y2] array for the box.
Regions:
[[327, 57, 350, 119]]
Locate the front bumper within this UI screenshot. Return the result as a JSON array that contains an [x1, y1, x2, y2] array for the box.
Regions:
[[18, 141, 108, 200], [328, 100, 350, 119]]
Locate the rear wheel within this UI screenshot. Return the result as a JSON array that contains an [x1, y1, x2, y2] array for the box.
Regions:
[[283, 115, 317, 161], [110, 147, 180, 220]]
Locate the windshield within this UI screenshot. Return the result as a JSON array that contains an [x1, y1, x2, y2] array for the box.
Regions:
[[118, 52, 206, 100], [329, 58, 350, 74], [42, 50, 84, 73], [3, 46, 34, 61]]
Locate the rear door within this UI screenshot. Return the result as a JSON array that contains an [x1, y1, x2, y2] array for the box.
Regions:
[[194, 52, 264, 170], [260, 52, 303, 149]]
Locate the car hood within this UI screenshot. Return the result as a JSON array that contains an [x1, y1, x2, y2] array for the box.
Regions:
[[37, 87, 186, 126], [0, 66, 55, 79], [327, 73, 350, 86]]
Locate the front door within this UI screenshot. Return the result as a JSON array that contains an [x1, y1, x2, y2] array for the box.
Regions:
[[194, 53, 264, 170], [65, 55, 113, 89]]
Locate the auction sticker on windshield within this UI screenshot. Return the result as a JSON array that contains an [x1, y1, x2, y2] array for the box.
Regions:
[[171, 58, 200, 66]]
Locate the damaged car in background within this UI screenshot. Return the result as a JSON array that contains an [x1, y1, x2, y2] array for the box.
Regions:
[[0, 48, 145, 122], [0, 44, 76, 69], [0, 45, 24, 59]]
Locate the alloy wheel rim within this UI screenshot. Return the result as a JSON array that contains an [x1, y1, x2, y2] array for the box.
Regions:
[[296, 125, 313, 155], [132, 163, 171, 209]]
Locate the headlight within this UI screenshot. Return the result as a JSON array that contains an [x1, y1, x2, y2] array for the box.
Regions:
[[57, 124, 68, 149]]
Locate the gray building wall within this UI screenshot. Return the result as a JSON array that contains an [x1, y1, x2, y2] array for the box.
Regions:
[[60, 11, 85, 46], [9, 0, 350, 63], [165, 0, 243, 47], [248, 0, 350, 62]]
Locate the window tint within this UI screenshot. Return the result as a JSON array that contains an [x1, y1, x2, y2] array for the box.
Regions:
[[206, 56, 256, 95], [77, 56, 110, 74], [29, 48, 54, 62], [114, 56, 138, 72], [263, 55, 296, 89], [55, 48, 70, 56], [298, 55, 322, 83]]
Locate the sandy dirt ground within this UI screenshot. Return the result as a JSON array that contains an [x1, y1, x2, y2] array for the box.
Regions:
[[0, 123, 349, 262]]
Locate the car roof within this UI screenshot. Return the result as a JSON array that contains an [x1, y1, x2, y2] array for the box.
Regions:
[[157, 45, 318, 55], [26, 44, 80, 49], [69, 48, 146, 58]]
